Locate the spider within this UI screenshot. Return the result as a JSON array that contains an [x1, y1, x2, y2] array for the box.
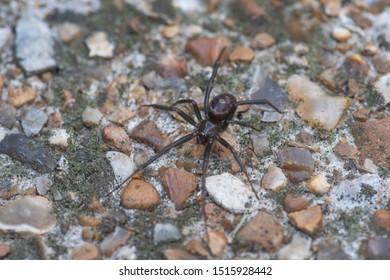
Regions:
[[108, 49, 282, 222]]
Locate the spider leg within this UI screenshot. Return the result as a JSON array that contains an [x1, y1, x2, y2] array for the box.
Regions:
[[106, 132, 197, 195], [204, 48, 226, 116], [237, 99, 284, 113], [170, 99, 203, 122], [226, 120, 261, 131], [142, 104, 198, 127], [217, 137, 260, 201], [200, 140, 214, 233]]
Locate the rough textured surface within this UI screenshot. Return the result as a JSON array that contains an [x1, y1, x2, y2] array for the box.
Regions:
[[120, 179, 160, 210], [289, 205, 323, 236]]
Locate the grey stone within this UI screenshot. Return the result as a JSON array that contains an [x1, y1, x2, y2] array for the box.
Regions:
[[0, 103, 17, 129], [35, 175, 53, 195], [251, 132, 270, 157], [153, 223, 181, 244], [22, 108, 48, 137]]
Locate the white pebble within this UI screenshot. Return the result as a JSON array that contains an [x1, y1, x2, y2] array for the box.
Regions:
[[86, 31, 115, 58], [106, 151, 135, 184]]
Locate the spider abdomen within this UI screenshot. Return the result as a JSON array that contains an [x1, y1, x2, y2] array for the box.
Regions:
[[209, 93, 236, 122]]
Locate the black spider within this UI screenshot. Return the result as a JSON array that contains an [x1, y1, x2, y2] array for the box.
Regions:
[[108, 49, 282, 221]]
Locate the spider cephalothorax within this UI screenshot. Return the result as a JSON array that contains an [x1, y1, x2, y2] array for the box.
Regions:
[[108, 49, 282, 222]]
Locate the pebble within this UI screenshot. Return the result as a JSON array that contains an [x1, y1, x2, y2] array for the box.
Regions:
[[307, 173, 331, 195], [287, 75, 351, 131], [277, 147, 314, 183], [107, 105, 136, 126], [360, 237, 390, 260], [153, 223, 181, 244], [21, 108, 48, 137], [250, 132, 270, 157], [239, 0, 267, 21], [352, 117, 390, 168], [0, 196, 56, 234], [86, 31, 114, 58], [131, 120, 170, 152], [106, 151, 135, 184], [185, 239, 209, 256], [353, 108, 370, 122], [49, 128, 69, 149], [283, 194, 309, 213], [0, 27, 12, 51], [0, 243, 11, 258], [204, 230, 228, 257], [57, 22, 83, 43], [333, 139, 359, 159], [160, 25, 180, 38], [205, 173, 256, 213], [0, 103, 16, 129], [373, 209, 390, 232], [362, 43, 378, 57], [79, 214, 102, 227], [71, 243, 100, 260], [228, 46, 254, 62], [251, 32, 275, 49], [317, 68, 345, 92], [82, 106, 103, 127], [288, 205, 323, 236], [15, 12, 57, 75], [159, 166, 198, 207], [322, 0, 341, 16], [156, 54, 187, 78], [185, 36, 231, 66], [343, 54, 369, 79], [316, 238, 348, 260], [277, 233, 312, 260], [35, 174, 53, 195], [120, 179, 160, 210], [360, 158, 379, 174], [331, 27, 351, 42], [373, 53, 390, 74], [0, 134, 56, 173], [100, 226, 133, 257], [261, 165, 288, 192], [8, 86, 38, 108], [102, 125, 132, 155], [373, 73, 390, 105], [237, 211, 284, 252], [155, 77, 187, 92], [163, 249, 198, 260]]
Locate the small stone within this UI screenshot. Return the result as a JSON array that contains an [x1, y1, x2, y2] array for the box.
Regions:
[[307, 173, 331, 195], [316, 238, 348, 260], [223, 17, 236, 29], [228, 46, 254, 62], [159, 166, 198, 207], [185, 239, 209, 256], [47, 111, 62, 128], [287, 75, 351, 131], [373, 53, 390, 74], [374, 73, 390, 105], [107, 105, 136, 126], [0, 196, 56, 234], [333, 139, 359, 159], [156, 54, 187, 78], [360, 238, 390, 260], [277, 233, 312, 260], [86, 31, 114, 58], [353, 108, 370, 122], [186, 36, 231, 66], [0, 103, 16, 129], [331, 27, 351, 42], [251, 32, 275, 49], [0, 27, 12, 51], [239, 0, 267, 22], [360, 158, 379, 174], [237, 211, 284, 252], [250, 132, 270, 157], [322, 0, 341, 16], [204, 230, 228, 257], [79, 214, 102, 227], [317, 68, 346, 92], [261, 165, 288, 191], [0, 134, 56, 173], [352, 117, 390, 168], [352, 13, 372, 29], [373, 210, 390, 232], [106, 151, 135, 184], [205, 173, 256, 213], [121, 179, 160, 210], [103, 125, 132, 155], [21, 108, 48, 137], [278, 147, 314, 173], [288, 205, 323, 236], [154, 223, 181, 244], [35, 174, 53, 195], [72, 243, 100, 260], [0, 243, 11, 258], [163, 249, 198, 260], [82, 106, 103, 127], [8, 86, 38, 108], [343, 54, 369, 79], [49, 128, 70, 149], [161, 25, 179, 38], [362, 43, 378, 57], [100, 226, 133, 257], [131, 120, 170, 152], [57, 22, 83, 42], [283, 194, 309, 213]]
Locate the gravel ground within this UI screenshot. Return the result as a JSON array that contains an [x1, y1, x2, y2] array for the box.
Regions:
[[0, 0, 389, 260]]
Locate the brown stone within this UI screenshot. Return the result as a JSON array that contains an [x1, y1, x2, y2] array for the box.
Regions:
[[47, 111, 62, 128], [0, 243, 11, 258], [204, 230, 228, 257], [331, 27, 351, 42], [71, 243, 100, 260], [360, 238, 390, 260], [57, 22, 83, 42], [237, 211, 284, 252], [307, 173, 331, 195], [156, 54, 187, 78], [348, 79, 365, 97], [373, 209, 390, 232], [261, 165, 288, 191], [163, 249, 198, 260], [8, 86, 38, 108], [61, 89, 75, 109], [79, 214, 102, 227], [288, 205, 323, 236], [186, 239, 209, 256], [239, 0, 267, 21], [160, 25, 179, 38], [131, 120, 170, 152], [373, 53, 390, 74], [107, 105, 136, 125], [0, 74, 5, 92], [283, 194, 309, 213], [207, 0, 222, 12], [362, 43, 378, 57], [228, 46, 254, 62], [333, 140, 359, 159], [352, 117, 390, 168], [101, 74, 128, 114], [102, 125, 132, 155], [121, 179, 160, 210], [353, 108, 370, 122], [278, 147, 314, 173], [343, 54, 369, 79], [317, 68, 346, 92], [352, 13, 372, 29], [251, 32, 275, 49], [186, 36, 231, 66], [159, 167, 198, 207], [100, 226, 133, 257]]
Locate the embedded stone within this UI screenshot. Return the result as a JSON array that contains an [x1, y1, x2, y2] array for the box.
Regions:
[[261, 165, 288, 191], [0, 103, 16, 129], [288, 205, 323, 236], [283, 194, 309, 213], [185, 36, 231, 66], [277, 233, 312, 260], [278, 147, 314, 172], [8, 86, 38, 108], [82, 106, 103, 127], [106, 151, 135, 184], [360, 238, 390, 260], [373, 210, 390, 232], [71, 243, 100, 260], [204, 230, 228, 257], [374, 73, 390, 105], [185, 239, 209, 256], [331, 27, 351, 42], [100, 226, 133, 257], [153, 223, 181, 244], [251, 32, 275, 49], [86, 31, 114, 58], [163, 249, 198, 260], [121, 179, 160, 210], [57, 22, 83, 42], [131, 120, 170, 152], [353, 108, 370, 122], [156, 54, 187, 78], [333, 139, 359, 159], [107, 105, 136, 125], [0, 243, 11, 258], [307, 173, 331, 195], [102, 125, 132, 155], [228, 46, 254, 62]]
